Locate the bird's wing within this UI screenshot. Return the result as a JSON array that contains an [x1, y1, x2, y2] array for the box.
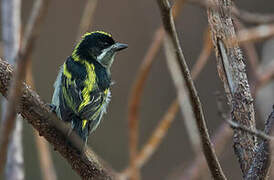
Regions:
[[60, 73, 105, 118]]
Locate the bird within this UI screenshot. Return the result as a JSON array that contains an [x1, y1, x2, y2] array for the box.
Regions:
[[51, 31, 127, 146]]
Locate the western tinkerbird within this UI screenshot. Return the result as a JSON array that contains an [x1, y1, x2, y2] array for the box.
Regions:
[[51, 31, 127, 145]]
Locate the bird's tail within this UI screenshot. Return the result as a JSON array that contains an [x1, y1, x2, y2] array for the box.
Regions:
[[70, 115, 89, 144]]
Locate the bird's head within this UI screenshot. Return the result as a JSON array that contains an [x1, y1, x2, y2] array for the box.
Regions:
[[72, 31, 128, 69]]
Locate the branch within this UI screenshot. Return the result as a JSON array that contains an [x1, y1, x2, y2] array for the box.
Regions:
[[127, 0, 186, 178], [120, 100, 179, 179], [0, 0, 50, 172], [1, 0, 24, 179], [257, 61, 274, 88], [0, 59, 117, 179], [178, 61, 272, 179], [232, 6, 274, 24], [157, 0, 226, 179], [228, 108, 274, 179], [207, 0, 257, 176], [235, 24, 274, 45], [76, 0, 98, 41], [121, 29, 212, 179], [172, 28, 212, 154], [245, 108, 274, 179], [180, 123, 232, 180], [227, 120, 273, 141]]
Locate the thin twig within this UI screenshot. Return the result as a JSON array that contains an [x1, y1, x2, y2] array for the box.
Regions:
[[157, 0, 227, 179], [189, 0, 274, 25], [232, 6, 274, 25], [228, 109, 274, 179], [0, 59, 117, 179], [121, 100, 179, 180], [227, 120, 273, 141], [257, 61, 274, 88], [121, 28, 212, 179], [180, 123, 232, 180], [171, 27, 212, 154], [76, 0, 98, 41], [127, 0, 186, 179], [234, 24, 274, 45], [178, 67, 272, 179], [0, 0, 50, 173], [127, 27, 164, 180]]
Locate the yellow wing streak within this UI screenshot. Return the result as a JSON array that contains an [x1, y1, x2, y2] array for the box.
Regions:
[[78, 62, 96, 111], [82, 120, 88, 130], [63, 63, 72, 79]]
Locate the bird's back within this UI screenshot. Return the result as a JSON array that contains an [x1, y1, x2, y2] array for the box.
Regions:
[[51, 56, 111, 142]]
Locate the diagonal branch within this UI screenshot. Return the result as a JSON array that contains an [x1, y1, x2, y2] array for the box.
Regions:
[[157, 0, 226, 179], [0, 59, 117, 179], [121, 29, 212, 179], [127, 0, 186, 178]]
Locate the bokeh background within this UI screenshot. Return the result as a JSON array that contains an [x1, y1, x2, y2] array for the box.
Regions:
[[1, 0, 274, 179]]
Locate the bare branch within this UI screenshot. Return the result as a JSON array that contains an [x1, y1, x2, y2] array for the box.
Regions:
[[127, 0, 186, 178], [0, 0, 50, 172], [232, 6, 274, 25], [121, 28, 212, 179], [207, 0, 257, 175], [157, 0, 226, 179], [0, 59, 117, 179], [189, 0, 274, 25], [169, 27, 212, 154], [120, 100, 179, 179], [180, 123, 232, 180], [235, 24, 274, 45], [227, 120, 273, 141], [228, 109, 274, 179], [127, 27, 164, 180], [76, 0, 98, 41], [1, 0, 24, 179], [257, 61, 274, 88]]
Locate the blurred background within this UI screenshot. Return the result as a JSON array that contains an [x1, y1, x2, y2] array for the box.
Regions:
[[0, 0, 274, 179]]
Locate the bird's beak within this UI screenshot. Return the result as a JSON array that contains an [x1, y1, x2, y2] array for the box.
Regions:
[[113, 43, 128, 51]]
